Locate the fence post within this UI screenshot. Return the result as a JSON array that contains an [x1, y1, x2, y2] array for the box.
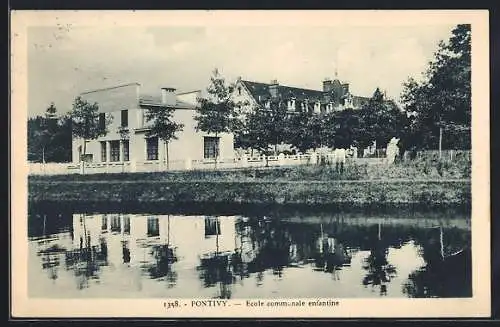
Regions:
[[185, 158, 192, 170], [241, 153, 248, 168], [310, 152, 318, 165], [278, 153, 285, 166]]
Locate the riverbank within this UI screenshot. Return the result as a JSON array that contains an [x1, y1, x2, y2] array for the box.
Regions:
[[28, 158, 471, 206], [29, 178, 470, 206]]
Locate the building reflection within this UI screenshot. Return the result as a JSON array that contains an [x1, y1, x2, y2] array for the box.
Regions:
[[27, 210, 472, 298]]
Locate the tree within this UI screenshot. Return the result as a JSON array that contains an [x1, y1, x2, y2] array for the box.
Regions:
[[49, 115, 73, 162], [242, 98, 291, 160], [195, 68, 238, 168], [70, 96, 111, 174], [144, 106, 184, 170], [239, 105, 271, 157], [321, 109, 362, 150], [27, 103, 72, 163], [400, 24, 471, 152], [288, 109, 323, 153], [358, 88, 406, 154]]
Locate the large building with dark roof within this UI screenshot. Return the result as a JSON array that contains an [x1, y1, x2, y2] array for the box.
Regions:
[[232, 76, 370, 114]]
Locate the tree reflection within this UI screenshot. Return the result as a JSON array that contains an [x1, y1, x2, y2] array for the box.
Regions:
[[146, 244, 178, 288], [314, 234, 352, 277], [197, 216, 241, 299], [141, 215, 178, 288], [64, 214, 108, 290], [361, 223, 397, 296], [403, 226, 472, 298], [242, 217, 296, 275]]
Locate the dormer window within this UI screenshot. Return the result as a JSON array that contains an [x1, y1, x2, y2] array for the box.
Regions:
[[314, 101, 321, 113]]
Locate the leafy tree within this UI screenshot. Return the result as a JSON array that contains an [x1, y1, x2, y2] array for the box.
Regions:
[[49, 115, 73, 162], [325, 109, 361, 149], [242, 99, 291, 158], [239, 105, 271, 157], [400, 24, 471, 151], [144, 106, 184, 170], [70, 96, 111, 174], [289, 110, 323, 153], [195, 68, 238, 168], [358, 88, 406, 153], [265, 99, 291, 155], [27, 103, 72, 163]]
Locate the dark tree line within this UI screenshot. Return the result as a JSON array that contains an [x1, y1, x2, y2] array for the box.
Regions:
[[231, 87, 407, 156], [400, 24, 471, 151], [27, 103, 72, 163]]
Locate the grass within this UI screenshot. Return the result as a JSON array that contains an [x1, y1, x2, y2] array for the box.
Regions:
[[28, 157, 471, 206], [29, 155, 471, 182]]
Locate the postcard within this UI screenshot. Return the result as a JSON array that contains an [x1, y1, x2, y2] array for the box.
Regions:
[[11, 9, 490, 318]]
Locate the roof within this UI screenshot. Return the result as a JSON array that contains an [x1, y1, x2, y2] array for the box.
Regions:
[[241, 80, 325, 103], [80, 82, 140, 95], [138, 94, 196, 109], [352, 95, 370, 106]]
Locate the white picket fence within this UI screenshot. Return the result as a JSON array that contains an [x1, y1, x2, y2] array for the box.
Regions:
[[29, 154, 315, 176]]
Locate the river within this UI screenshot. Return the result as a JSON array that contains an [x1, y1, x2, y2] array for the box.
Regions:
[[27, 204, 472, 299]]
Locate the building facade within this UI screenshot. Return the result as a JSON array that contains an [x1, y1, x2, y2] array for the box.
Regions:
[[231, 76, 370, 115], [71, 83, 234, 167]]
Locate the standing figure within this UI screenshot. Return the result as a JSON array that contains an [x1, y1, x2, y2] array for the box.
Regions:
[[334, 148, 346, 173], [386, 138, 400, 165]]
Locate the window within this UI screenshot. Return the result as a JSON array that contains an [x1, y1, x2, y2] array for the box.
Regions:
[[100, 141, 107, 162], [237, 86, 242, 96], [121, 110, 128, 128], [123, 216, 130, 234], [203, 137, 219, 159], [110, 215, 121, 233], [204, 216, 221, 237], [99, 113, 106, 130], [147, 217, 160, 237], [123, 140, 129, 162], [146, 137, 159, 160], [110, 140, 120, 162], [101, 215, 108, 231]]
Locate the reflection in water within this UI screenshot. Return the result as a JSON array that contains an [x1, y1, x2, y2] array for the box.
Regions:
[[28, 208, 472, 299], [361, 223, 396, 296], [402, 226, 472, 298]]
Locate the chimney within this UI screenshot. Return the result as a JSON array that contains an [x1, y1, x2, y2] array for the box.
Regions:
[[342, 83, 350, 95], [269, 79, 279, 98], [161, 87, 177, 106], [323, 78, 333, 92]]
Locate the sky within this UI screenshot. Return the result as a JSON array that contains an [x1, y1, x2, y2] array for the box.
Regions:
[[27, 23, 457, 117]]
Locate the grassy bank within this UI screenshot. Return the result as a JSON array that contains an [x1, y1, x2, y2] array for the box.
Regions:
[[30, 155, 471, 182], [29, 179, 470, 206], [29, 158, 470, 206]]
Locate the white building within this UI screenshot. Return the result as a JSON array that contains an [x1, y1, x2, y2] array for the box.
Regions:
[[71, 83, 234, 169]]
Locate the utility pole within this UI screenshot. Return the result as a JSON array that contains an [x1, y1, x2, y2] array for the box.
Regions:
[[439, 126, 443, 159]]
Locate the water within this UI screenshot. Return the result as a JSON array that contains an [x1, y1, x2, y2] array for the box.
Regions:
[[28, 205, 472, 299]]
